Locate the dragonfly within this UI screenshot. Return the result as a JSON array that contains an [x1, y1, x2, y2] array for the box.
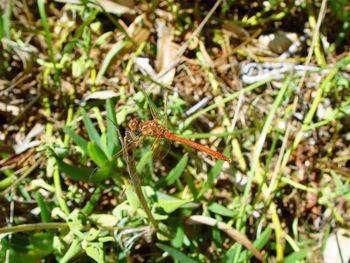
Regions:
[[126, 117, 231, 162]]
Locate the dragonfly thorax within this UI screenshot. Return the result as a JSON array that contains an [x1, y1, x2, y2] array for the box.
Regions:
[[140, 120, 165, 138]]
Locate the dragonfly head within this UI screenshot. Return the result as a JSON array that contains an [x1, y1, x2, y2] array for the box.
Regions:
[[128, 118, 141, 132]]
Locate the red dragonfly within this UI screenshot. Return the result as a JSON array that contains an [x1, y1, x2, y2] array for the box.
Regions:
[[127, 117, 231, 162]]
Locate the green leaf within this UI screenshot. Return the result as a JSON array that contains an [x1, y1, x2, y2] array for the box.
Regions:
[[47, 157, 55, 177], [208, 202, 235, 217], [136, 148, 153, 174], [56, 158, 93, 182], [100, 133, 108, 158], [0, 176, 13, 190], [157, 243, 198, 263], [72, 55, 91, 78], [116, 105, 138, 125], [113, 202, 135, 220], [96, 40, 127, 84], [89, 165, 114, 183], [84, 228, 101, 242], [29, 232, 54, 252], [156, 192, 191, 214], [171, 226, 185, 248], [63, 126, 88, 154], [84, 242, 105, 263], [37, 0, 58, 84], [60, 239, 82, 263], [158, 154, 188, 187], [87, 141, 109, 167], [53, 236, 65, 255], [238, 227, 272, 261], [10, 232, 54, 263], [283, 249, 308, 263], [82, 188, 102, 215], [62, 11, 97, 55], [197, 152, 226, 198], [106, 98, 120, 156], [95, 31, 113, 47], [222, 243, 240, 263], [89, 214, 119, 228], [254, 227, 272, 250], [125, 183, 140, 209], [36, 192, 50, 223], [80, 108, 102, 150], [67, 210, 84, 234]]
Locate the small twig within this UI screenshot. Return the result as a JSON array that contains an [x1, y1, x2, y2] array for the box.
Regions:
[[230, 89, 244, 133], [279, 0, 328, 172], [10, 94, 41, 125], [184, 96, 212, 116], [186, 215, 264, 262], [0, 158, 41, 197], [0, 223, 68, 234], [265, 99, 291, 199], [122, 132, 158, 231], [156, 0, 222, 82], [5, 189, 14, 263]]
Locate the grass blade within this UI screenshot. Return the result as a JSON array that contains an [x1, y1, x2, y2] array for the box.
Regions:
[[158, 154, 188, 187], [96, 40, 127, 84], [283, 249, 308, 263], [37, 0, 59, 84], [106, 98, 120, 156], [157, 243, 198, 263], [56, 158, 94, 182], [63, 126, 88, 154], [87, 141, 109, 168], [80, 108, 104, 152]]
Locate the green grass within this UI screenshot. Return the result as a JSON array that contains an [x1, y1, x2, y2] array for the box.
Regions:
[[1, 0, 350, 262]]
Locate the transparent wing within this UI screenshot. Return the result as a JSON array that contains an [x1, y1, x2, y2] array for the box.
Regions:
[[129, 74, 160, 121], [151, 136, 171, 162], [150, 89, 170, 162], [163, 89, 168, 129]]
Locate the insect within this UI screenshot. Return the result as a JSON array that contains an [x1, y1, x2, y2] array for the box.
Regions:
[[126, 117, 231, 162]]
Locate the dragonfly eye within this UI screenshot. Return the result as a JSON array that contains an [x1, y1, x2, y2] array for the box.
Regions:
[[128, 118, 140, 131]]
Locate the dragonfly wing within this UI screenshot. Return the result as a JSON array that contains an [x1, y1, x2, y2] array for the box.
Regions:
[[149, 100, 159, 122], [151, 137, 171, 162], [163, 90, 168, 129]]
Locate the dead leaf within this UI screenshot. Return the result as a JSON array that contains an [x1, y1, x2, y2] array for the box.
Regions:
[[134, 57, 157, 78], [186, 215, 263, 261], [121, 15, 151, 54], [268, 32, 293, 54], [82, 90, 120, 103], [155, 20, 176, 86], [54, 0, 135, 15], [13, 124, 44, 154], [223, 21, 249, 39]]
